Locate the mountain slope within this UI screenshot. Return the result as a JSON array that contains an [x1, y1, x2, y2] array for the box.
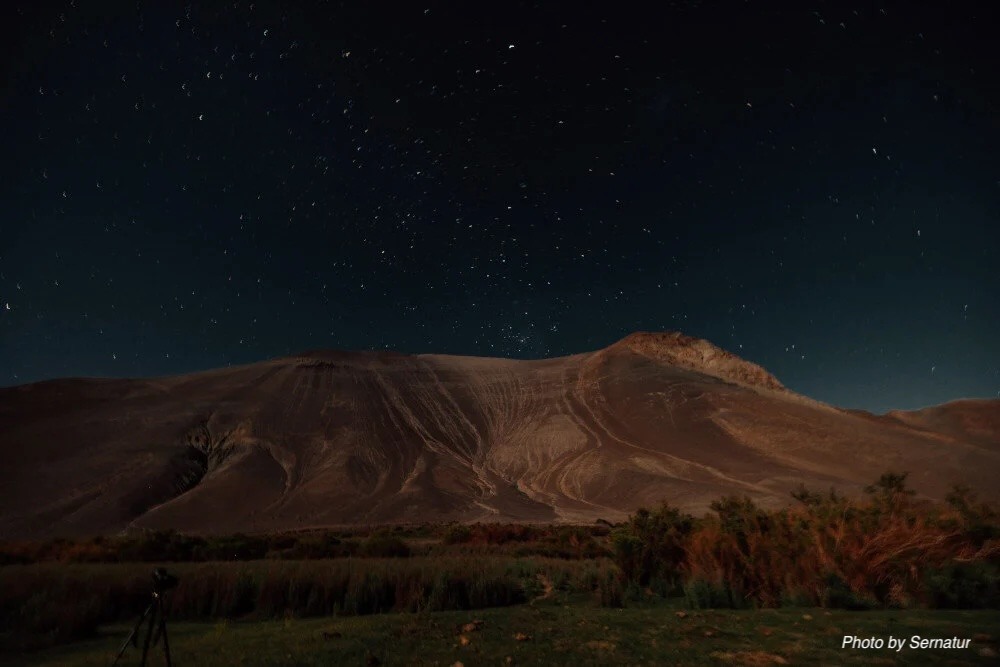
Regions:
[[1, 332, 997, 538]]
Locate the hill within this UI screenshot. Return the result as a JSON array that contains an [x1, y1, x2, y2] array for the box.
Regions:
[[1, 332, 997, 537]]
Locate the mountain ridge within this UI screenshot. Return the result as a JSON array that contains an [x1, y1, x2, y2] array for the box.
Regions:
[[1, 331, 997, 538]]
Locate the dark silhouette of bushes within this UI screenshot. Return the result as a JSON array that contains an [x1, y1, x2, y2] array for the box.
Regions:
[[448, 523, 541, 545], [0, 530, 370, 565], [0, 523, 617, 566], [273, 533, 358, 559], [437, 523, 610, 559]]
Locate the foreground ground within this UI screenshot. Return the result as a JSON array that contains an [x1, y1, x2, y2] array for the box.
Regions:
[[4, 601, 997, 666]]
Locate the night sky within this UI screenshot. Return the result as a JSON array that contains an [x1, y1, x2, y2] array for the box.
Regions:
[[2, 1, 998, 414]]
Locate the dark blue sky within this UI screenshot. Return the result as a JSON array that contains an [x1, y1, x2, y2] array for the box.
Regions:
[[1, 0, 997, 413]]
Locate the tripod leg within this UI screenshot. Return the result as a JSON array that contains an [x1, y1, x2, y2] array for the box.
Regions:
[[113, 601, 154, 665], [140, 598, 158, 667], [159, 604, 172, 667], [151, 609, 164, 646]]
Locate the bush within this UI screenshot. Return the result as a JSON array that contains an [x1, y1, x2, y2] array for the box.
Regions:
[[611, 502, 693, 587], [923, 562, 1000, 609], [613, 472, 1000, 609]]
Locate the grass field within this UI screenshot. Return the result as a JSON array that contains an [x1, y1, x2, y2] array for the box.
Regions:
[[5, 599, 997, 666]]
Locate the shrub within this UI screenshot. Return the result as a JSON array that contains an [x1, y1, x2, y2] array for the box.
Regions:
[[923, 562, 1000, 609], [611, 502, 693, 587], [614, 472, 1000, 609]]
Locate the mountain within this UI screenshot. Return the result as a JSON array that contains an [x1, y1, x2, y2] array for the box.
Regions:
[[1, 332, 997, 538]]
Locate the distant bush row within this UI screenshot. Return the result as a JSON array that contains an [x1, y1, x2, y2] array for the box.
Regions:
[[0, 530, 359, 565], [610, 473, 1000, 610], [0, 523, 613, 565]]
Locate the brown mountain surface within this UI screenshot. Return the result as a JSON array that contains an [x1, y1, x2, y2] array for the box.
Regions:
[[1, 332, 997, 538], [884, 400, 1000, 451]]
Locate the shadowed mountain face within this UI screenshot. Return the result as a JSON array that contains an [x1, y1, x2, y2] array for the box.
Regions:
[[1, 332, 998, 538]]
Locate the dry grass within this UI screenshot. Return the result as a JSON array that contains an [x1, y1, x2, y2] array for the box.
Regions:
[[0, 557, 616, 652]]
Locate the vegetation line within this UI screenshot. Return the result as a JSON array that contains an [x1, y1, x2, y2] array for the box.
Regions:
[[1, 472, 996, 654]]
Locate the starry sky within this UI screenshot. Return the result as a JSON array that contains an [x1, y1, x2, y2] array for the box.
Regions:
[[2, 1, 997, 414]]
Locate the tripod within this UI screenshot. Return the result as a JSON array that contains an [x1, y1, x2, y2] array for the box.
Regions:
[[112, 589, 172, 666]]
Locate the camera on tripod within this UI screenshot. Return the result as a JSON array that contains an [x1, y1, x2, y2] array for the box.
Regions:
[[151, 567, 178, 594], [113, 568, 179, 666]]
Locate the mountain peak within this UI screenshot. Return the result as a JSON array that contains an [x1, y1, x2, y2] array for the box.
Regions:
[[611, 331, 786, 392]]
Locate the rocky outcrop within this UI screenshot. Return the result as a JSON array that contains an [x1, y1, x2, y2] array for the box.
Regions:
[[612, 331, 786, 391]]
